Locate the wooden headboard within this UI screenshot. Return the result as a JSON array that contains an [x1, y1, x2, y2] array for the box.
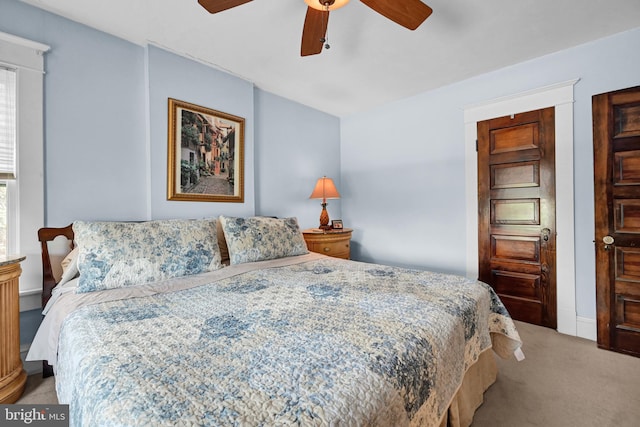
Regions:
[[37, 224, 74, 308]]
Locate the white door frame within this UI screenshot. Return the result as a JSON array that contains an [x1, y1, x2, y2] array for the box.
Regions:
[[464, 79, 579, 337]]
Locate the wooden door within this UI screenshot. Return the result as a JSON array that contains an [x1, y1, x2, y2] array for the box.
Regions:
[[478, 108, 557, 328], [593, 85, 640, 357]]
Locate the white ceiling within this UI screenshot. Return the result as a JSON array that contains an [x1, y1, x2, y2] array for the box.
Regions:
[[20, 0, 640, 117]]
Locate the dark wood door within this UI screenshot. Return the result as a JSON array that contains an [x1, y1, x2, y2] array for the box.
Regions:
[[478, 108, 557, 328], [593, 85, 640, 357]]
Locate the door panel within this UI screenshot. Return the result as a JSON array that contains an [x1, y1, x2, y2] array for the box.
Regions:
[[478, 108, 557, 328], [492, 271, 540, 299], [491, 123, 539, 153], [615, 200, 640, 232], [491, 199, 540, 224], [616, 296, 640, 329], [614, 151, 640, 184], [492, 235, 540, 263], [616, 247, 640, 281], [614, 104, 640, 137], [491, 162, 540, 188], [593, 86, 640, 357]]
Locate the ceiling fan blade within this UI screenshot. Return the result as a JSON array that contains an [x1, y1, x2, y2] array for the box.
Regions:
[[360, 0, 432, 30], [301, 7, 329, 57], [198, 0, 253, 14]]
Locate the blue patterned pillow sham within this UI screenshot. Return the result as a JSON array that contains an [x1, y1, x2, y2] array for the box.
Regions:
[[73, 219, 223, 293], [219, 216, 308, 265]]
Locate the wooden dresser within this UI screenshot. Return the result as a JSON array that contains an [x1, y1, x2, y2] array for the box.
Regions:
[[0, 256, 27, 404], [302, 229, 352, 259]]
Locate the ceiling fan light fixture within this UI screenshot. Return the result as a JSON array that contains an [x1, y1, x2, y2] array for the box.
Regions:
[[304, 0, 350, 12]]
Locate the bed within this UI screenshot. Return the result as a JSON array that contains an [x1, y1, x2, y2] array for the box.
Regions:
[[28, 216, 522, 427]]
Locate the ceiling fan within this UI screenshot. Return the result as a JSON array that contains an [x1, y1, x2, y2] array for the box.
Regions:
[[197, 0, 433, 57]]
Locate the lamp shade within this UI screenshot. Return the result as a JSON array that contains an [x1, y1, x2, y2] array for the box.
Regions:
[[309, 176, 340, 201], [304, 0, 350, 11]]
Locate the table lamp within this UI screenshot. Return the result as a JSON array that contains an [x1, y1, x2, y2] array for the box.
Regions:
[[309, 176, 340, 230]]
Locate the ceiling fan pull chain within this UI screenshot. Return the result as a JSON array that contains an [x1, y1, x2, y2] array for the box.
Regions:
[[323, 3, 331, 50]]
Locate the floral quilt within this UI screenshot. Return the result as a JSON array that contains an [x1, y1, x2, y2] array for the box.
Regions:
[[55, 257, 521, 427]]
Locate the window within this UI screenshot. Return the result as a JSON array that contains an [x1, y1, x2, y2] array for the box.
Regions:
[[0, 31, 49, 311], [0, 66, 16, 258]]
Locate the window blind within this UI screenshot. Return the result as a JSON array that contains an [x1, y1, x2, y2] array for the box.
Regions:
[[0, 67, 17, 179]]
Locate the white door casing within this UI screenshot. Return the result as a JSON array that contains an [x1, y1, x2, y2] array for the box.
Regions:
[[464, 79, 580, 338]]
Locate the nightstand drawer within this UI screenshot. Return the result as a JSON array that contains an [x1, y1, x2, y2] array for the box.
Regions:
[[302, 229, 352, 260], [308, 240, 350, 259]]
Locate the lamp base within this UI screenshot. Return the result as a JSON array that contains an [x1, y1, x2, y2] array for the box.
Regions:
[[318, 203, 331, 230]]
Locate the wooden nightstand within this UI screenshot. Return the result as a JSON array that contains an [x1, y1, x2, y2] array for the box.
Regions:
[[0, 256, 27, 404], [302, 228, 352, 259]]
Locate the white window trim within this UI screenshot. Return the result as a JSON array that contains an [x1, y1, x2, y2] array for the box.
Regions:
[[0, 32, 50, 311]]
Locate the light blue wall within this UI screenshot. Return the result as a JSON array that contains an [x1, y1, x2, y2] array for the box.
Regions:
[[147, 45, 256, 220], [341, 90, 469, 274], [254, 89, 341, 229], [341, 27, 640, 319], [1, 0, 148, 225]]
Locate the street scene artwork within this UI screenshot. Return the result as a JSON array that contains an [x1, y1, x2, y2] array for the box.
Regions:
[[167, 98, 244, 203]]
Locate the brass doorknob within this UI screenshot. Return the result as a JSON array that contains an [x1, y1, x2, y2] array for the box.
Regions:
[[541, 228, 551, 241]]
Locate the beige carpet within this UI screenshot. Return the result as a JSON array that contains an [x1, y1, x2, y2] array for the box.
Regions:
[[473, 321, 640, 427], [16, 321, 640, 426], [16, 374, 57, 405]]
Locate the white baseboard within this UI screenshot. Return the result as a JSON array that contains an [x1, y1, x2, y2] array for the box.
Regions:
[[553, 309, 596, 342], [576, 317, 597, 341], [556, 307, 577, 336], [19, 292, 42, 312], [20, 343, 43, 376]]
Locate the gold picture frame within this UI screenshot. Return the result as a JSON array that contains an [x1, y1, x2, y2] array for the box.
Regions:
[[167, 98, 245, 203]]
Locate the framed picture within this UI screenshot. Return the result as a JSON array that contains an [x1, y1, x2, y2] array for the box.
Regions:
[[167, 98, 245, 202], [331, 219, 343, 229]]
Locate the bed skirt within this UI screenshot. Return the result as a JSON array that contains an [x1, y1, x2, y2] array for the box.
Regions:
[[437, 349, 498, 427]]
